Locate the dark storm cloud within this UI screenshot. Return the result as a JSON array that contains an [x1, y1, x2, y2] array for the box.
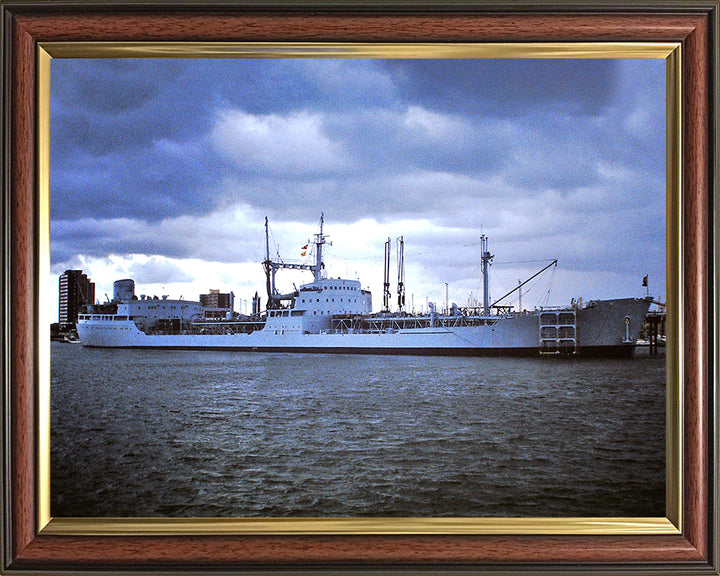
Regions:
[[50, 58, 400, 222], [50, 142, 218, 222], [52, 60, 199, 157], [320, 108, 511, 176], [50, 58, 397, 160], [50, 57, 666, 305], [51, 218, 190, 264], [50, 58, 624, 223], [385, 59, 618, 117], [51, 59, 212, 221], [50, 206, 268, 270]]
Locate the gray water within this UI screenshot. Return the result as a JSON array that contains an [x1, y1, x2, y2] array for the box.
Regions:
[[50, 342, 665, 517]]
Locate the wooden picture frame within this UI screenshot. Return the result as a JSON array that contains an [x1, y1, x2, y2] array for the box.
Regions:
[[2, 1, 717, 573]]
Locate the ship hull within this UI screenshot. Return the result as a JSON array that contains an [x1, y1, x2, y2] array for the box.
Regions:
[[77, 297, 652, 358], [76, 343, 636, 358]]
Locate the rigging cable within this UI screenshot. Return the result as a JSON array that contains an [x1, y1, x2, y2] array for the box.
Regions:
[[539, 264, 557, 308]]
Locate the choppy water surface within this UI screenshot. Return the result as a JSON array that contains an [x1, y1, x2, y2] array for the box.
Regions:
[[51, 343, 665, 517]]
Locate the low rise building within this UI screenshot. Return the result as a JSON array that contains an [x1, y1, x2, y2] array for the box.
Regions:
[[200, 289, 234, 319]]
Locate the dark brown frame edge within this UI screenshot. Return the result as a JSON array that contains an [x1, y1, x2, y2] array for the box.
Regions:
[[1, 1, 717, 574]]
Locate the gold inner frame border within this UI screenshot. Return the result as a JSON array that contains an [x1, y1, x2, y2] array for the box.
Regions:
[[36, 41, 682, 537]]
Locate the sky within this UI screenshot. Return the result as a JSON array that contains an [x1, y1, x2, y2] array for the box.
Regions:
[[49, 57, 666, 320]]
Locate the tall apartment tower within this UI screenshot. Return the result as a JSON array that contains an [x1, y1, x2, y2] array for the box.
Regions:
[[59, 270, 95, 329]]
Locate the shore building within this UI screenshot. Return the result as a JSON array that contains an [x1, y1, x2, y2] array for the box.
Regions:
[[59, 270, 95, 329], [200, 289, 235, 319]]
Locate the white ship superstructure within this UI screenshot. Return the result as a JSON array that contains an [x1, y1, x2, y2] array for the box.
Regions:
[[77, 215, 653, 357]]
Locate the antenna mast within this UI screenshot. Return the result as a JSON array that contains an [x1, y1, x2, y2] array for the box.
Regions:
[[481, 235, 494, 315], [313, 213, 326, 282]]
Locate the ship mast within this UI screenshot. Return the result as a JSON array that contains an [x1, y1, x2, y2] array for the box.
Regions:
[[313, 213, 326, 282], [396, 236, 405, 312], [382, 237, 391, 313], [263, 213, 328, 309], [263, 217, 279, 308], [481, 235, 493, 315]]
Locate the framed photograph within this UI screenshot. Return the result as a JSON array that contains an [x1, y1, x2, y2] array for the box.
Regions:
[[2, 1, 717, 574]]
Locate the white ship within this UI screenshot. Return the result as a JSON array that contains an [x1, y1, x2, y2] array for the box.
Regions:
[[77, 215, 652, 357]]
